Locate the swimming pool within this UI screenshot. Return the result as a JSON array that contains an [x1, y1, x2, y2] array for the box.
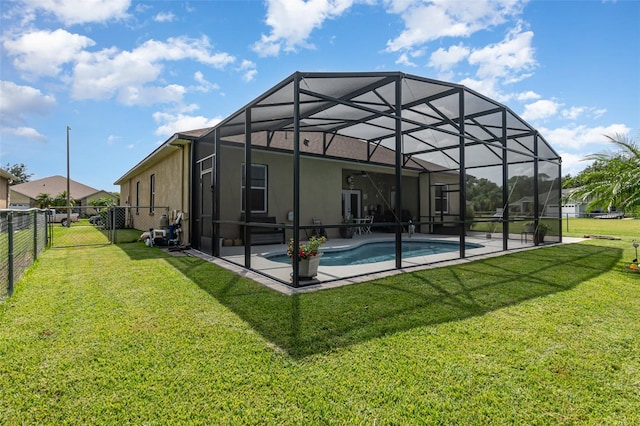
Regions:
[[266, 240, 483, 266]]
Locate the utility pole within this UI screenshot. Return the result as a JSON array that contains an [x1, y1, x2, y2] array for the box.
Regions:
[[66, 125, 71, 227]]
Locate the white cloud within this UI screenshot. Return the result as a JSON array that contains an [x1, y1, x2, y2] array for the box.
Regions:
[[561, 106, 586, 121], [1, 126, 47, 142], [558, 151, 592, 177], [237, 60, 257, 82], [538, 123, 631, 151], [0, 81, 55, 143], [467, 25, 536, 83], [428, 43, 470, 71], [458, 77, 502, 101], [516, 91, 540, 101], [561, 106, 607, 121], [193, 71, 220, 92], [242, 69, 258, 82], [118, 84, 186, 106], [21, 0, 131, 25], [71, 36, 235, 105], [3, 29, 95, 78], [154, 11, 176, 23], [252, 0, 355, 57], [395, 53, 416, 67], [0, 81, 56, 116], [153, 111, 223, 137], [384, 0, 524, 52], [521, 99, 561, 121]]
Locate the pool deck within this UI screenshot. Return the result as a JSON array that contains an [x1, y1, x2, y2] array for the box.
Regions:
[[187, 232, 586, 295]]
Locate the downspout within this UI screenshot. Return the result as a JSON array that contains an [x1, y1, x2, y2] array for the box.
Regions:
[[168, 135, 193, 246]]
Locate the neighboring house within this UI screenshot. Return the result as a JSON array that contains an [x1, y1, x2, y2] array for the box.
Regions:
[[116, 71, 561, 286], [508, 191, 561, 217], [560, 188, 589, 217], [0, 169, 18, 209], [9, 175, 117, 212]]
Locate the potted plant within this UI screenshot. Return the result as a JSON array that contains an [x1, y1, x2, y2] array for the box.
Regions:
[[525, 221, 550, 244], [287, 235, 327, 279], [339, 215, 355, 239]]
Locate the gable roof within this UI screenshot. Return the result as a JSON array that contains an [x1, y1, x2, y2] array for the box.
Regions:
[[220, 130, 449, 173], [10, 175, 105, 200], [114, 127, 212, 185]]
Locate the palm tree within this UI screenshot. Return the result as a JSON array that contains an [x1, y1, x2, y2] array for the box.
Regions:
[[52, 191, 75, 207], [566, 134, 640, 213], [35, 193, 52, 209]]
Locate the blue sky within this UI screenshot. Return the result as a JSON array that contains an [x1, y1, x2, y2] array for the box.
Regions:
[[1, 0, 638, 193]]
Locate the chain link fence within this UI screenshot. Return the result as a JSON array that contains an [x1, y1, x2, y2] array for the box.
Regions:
[[2, 206, 172, 299], [47, 205, 117, 248], [1, 209, 48, 299]]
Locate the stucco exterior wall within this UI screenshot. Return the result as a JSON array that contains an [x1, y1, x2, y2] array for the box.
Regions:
[[0, 176, 9, 209], [117, 145, 190, 242], [218, 144, 425, 241], [8, 191, 31, 208], [218, 145, 346, 240]]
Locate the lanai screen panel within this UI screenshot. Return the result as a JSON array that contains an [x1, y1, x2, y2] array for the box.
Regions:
[[538, 137, 560, 161], [205, 71, 561, 286], [465, 144, 504, 169], [538, 159, 562, 244]]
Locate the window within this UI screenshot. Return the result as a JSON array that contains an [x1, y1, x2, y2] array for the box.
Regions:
[[135, 181, 140, 214], [241, 164, 267, 213], [149, 174, 155, 214], [435, 184, 449, 214]]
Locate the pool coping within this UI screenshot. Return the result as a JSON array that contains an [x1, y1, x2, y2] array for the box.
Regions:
[[185, 234, 588, 295]]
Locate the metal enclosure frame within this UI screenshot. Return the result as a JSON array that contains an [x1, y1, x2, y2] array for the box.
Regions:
[[190, 71, 562, 287]]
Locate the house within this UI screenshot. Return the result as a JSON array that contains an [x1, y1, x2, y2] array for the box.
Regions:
[[9, 175, 117, 212], [115, 127, 207, 240], [508, 191, 561, 217], [0, 169, 18, 209], [115, 71, 562, 287], [561, 188, 597, 218]]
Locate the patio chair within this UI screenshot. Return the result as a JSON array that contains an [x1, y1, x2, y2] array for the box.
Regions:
[[307, 218, 328, 239], [362, 215, 373, 234]]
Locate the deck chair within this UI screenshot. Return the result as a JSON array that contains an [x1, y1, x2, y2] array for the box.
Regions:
[[362, 215, 373, 234], [307, 218, 328, 239]]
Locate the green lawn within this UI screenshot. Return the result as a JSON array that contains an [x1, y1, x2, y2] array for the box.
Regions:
[[1, 220, 639, 424], [49, 223, 143, 247], [563, 217, 639, 238]]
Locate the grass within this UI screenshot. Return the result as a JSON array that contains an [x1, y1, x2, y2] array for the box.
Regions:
[[563, 217, 639, 238], [49, 223, 142, 247], [1, 220, 639, 424]]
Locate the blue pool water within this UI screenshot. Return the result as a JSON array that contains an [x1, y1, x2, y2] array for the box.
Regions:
[[266, 240, 483, 266]]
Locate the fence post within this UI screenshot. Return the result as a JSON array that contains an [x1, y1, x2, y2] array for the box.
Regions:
[[109, 207, 115, 243], [33, 210, 38, 260], [47, 212, 53, 247], [7, 211, 14, 297], [113, 207, 118, 243]]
